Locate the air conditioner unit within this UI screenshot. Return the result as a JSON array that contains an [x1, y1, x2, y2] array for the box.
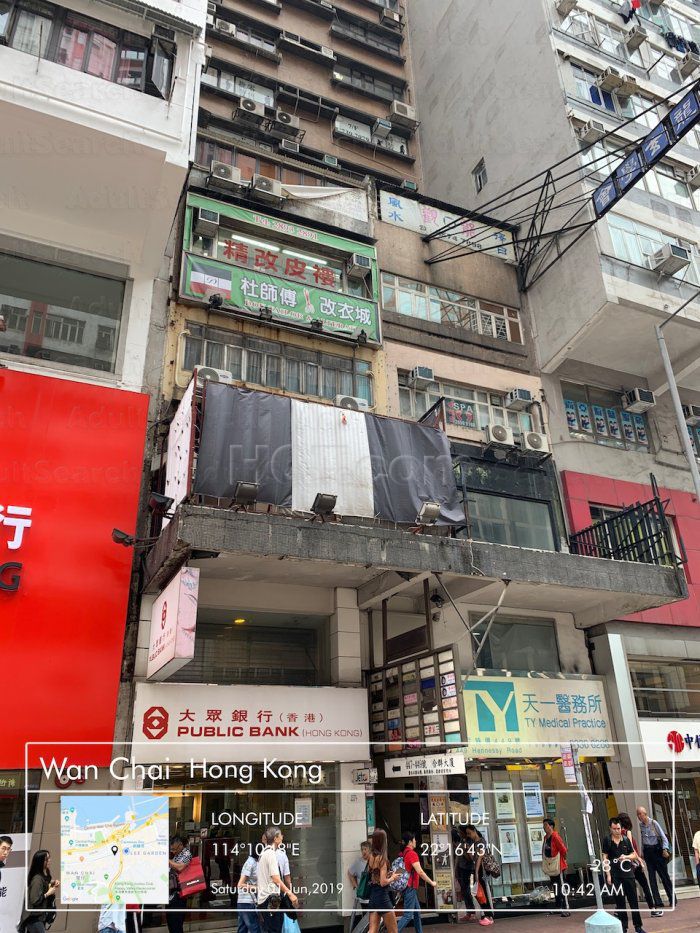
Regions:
[[679, 51, 700, 77], [683, 404, 700, 426], [408, 366, 435, 389], [390, 100, 419, 129], [687, 165, 700, 189], [578, 119, 606, 143], [279, 138, 300, 154], [505, 388, 533, 411], [346, 253, 372, 277], [484, 423, 515, 448], [521, 431, 551, 455], [380, 8, 402, 27], [596, 67, 622, 91], [373, 118, 393, 139], [207, 1, 216, 12], [323, 154, 339, 167], [556, 0, 578, 14], [622, 388, 656, 414], [194, 207, 219, 237], [274, 109, 300, 134], [205, 13, 215, 26], [617, 74, 638, 98], [320, 46, 335, 58], [250, 174, 285, 202], [208, 161, 246, 191], [196, 367, 234, 384], [650, 243, 691, 275], [625, 24, 648, 51], [335, 394, 370, 411], [235, 97, 266, 122], [401, 179, 418, 192], [215, 18, 235, 35]]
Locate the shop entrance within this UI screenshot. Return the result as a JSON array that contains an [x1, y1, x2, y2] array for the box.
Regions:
[[650, 767, 700, 885]]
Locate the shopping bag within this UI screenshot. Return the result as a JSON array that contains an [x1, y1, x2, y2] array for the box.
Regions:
[[475, 883, 487, 906], [283, 914, 301, 933], [177, 856, 207, 897]]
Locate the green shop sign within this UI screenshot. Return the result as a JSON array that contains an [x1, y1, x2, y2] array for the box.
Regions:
[[181, 253, 381, 343]]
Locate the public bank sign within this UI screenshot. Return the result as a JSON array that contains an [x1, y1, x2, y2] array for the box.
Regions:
[[463, 676, 614, 758]]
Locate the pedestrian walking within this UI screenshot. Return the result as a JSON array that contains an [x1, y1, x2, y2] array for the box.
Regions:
[[464, 825, 494, 926], [542, 819, 570, 917], [166, 835, 192, 933], [98, 904, 127, 933], [237, 849, 260, 933], [618, 813, 661, 917], [395, 831, 437, 933], [348, 841, 371, 926], [602, 817, 646, 933], [366, 829, 400, 933], [256, 827, 298, 933], [693, 827, 700, 889], [453, 829, 474, 920], [17, 849, 59, 933], [636, 806, 675, 909]]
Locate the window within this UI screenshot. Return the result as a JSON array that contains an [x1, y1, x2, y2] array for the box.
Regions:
[[466, 492, 556, 551], [182, 323, 373, 404], [228, 21, 277, 55], [332, 62, 405, 101], [472, 158, 487, 194], [653, 53, 682, 84], [561, 11, 643, 65], [0, 253, 124, 372], [381, 272, 522, 342], [398, 374, 533, 434], [470, 615, 560, 671], [194, 138, 327, 187], [333, 13, 402, 56], [562, 380, 650, 451], [607, 213, 699, 284], [583, 141, 696, 209], [630, 659, 700, 719], [572, 63, 617, 112], [4, 0, 158, 94]]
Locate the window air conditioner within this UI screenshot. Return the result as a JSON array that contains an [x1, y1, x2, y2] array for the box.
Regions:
[[407, 366, 435, 389], [274, 109, 300, 134], [596, 67, 622, 92], [335, 395, 370, 411], [617, 74, 638, 98], [373, 118, 393, 139], [390, 100, 419, 129], [323, 154, 339, 167], [207, 161, 246, 191], [250, 174, 285, 202], [484, 424, 515, 448], [207, 1, 216, 12], [194, 207, 220, 237], [578, 119, 606, 143], [320, 46, 335, 58], [279, 138, 300, 154], [505, 388, 533, 411], [215, 18, 235, 35], [650, 243, 691, 275], [520, 431, 551, 456], [556, 0, 578, 14], [683, 404, 700, 426], [687, 165, 700, 189], [346, 253, 372, 277], [196, 367, 234, 384], [380, 8, 402, 27], [625, 24, 648, 51], [235, 97, 266, 122], [205, 13, 215, 26], [622, 388, 656, 414], [679, 51, 700, 77]]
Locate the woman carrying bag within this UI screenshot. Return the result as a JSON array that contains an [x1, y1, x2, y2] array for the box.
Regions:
[[542, 819, 570, 918], [18, 850, 59, 933], [366, 829, 401, 933]]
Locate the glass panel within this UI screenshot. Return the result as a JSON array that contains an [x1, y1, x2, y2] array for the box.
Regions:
[[117, 44, 146, 87], [87, 32, 116, 78], [305, 363, 318, 396], [204, 341, 225, 369], [474, 617, 560, 672], [57, 22, 88, 69], [12, 9, 52, 56], [227, 345, 243, 379], [246, 350, 263, 384], [265, 354, 282, 388], [286, 358, 301, 393], [0, 0, 11, 39]]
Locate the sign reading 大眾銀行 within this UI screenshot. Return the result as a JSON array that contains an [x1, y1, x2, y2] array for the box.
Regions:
[[463, 676, 613, 758]]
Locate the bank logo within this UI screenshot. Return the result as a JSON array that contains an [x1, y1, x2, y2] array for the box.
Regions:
[[667, 730, 684, 754], [464, 681, 519, 733], [143, 705, 169, 740]]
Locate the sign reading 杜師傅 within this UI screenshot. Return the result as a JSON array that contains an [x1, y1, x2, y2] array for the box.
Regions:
[[463, 675, 613, 758], [133, 683, 370, 762]]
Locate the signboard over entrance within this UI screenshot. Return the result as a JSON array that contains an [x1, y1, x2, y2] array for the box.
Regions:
[[384, 753, 466, 778]]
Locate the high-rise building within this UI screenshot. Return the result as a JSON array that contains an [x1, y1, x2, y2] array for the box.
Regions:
[[410, 0, 700, 886]]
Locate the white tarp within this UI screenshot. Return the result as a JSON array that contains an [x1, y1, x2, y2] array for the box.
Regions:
[[281, 185, 370, 223], [291, 399, 374, 516]]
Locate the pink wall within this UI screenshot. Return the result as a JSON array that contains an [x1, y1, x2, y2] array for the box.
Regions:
[[560, 471, 700, 628]]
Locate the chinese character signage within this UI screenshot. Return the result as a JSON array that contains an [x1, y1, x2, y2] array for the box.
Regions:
[[384, 753, 466, 778], [147, 567, 199, 681], [132, 683, 370, 762], [640, 719, 700, 763], [181, 253, 380, 342], [378, 190, 515, 263], [463, 675, 613, 758]]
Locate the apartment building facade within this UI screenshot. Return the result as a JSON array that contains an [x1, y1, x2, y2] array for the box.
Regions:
[[409, 0, 700, 886]]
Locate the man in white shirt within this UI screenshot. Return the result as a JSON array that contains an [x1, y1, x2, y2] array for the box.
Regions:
[[693, 828, 700, 888], [257, 826, 298, 933]]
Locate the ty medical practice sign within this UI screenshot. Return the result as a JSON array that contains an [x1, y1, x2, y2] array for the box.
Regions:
[[0, 369, 148, 768]]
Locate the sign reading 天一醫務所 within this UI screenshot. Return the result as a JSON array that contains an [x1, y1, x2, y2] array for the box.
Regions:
[[463, 675, 613, 758]]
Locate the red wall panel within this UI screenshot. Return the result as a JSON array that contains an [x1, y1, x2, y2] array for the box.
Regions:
[[561, 470, 700, 628], [0, 370, 148, 768]]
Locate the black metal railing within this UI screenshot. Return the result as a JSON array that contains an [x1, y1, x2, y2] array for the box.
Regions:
[[569, 489, 683, 567]]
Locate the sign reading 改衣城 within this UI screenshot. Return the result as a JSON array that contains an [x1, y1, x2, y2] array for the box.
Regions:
[[181, 253, 380, 343], [463, 675, 613, 758]]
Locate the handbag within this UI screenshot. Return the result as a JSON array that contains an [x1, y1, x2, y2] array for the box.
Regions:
[[542, 853, 561, 877], [177, 856, 207, 898], [661, 847, 672, 861], [475, 882, 487, 906], [356, 867, 370, 901]]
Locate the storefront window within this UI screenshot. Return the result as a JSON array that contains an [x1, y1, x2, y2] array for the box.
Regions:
[[465, 492, 556, 551], [630, 658, 700, 718], [469, 616, 560, 672]]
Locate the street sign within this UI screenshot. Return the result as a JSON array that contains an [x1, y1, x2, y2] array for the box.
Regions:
[[384, 752, 466, 778], [352, 767, 378, 785]]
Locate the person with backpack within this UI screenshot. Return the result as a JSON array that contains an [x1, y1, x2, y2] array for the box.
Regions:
[[367, 829, 401, 933], [464, 825, 494, 926], [395, 832, 437, 933]]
